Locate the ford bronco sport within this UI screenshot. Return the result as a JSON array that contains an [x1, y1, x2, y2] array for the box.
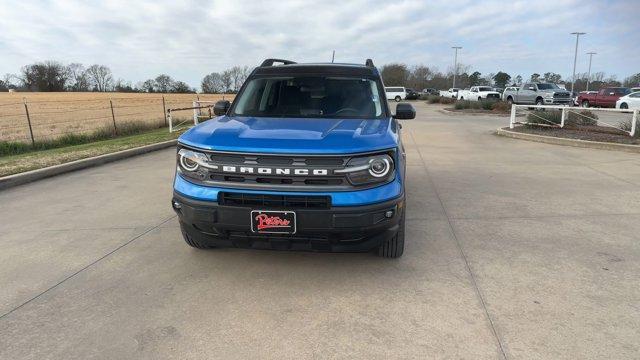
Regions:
[[172, 59, 415, 258]]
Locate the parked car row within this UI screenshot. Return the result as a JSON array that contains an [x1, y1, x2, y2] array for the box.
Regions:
[[384, 83, 640, 110], [457, 86, 501, 101], [383, 87, 440, 101]]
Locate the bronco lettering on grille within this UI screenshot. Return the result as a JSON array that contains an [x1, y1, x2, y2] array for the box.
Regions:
[[220, 166, 329, 176]]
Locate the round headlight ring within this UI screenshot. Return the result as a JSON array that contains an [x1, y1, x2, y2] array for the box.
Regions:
[[368, 157, 390, 178], [180, 154, 199, 171]]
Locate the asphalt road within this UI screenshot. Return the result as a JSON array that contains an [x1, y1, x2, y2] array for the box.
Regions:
[[1, 102, 639, 359]]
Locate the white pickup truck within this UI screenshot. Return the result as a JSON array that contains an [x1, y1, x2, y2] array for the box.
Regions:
[[439, 88, 460, 98], [457, 86, 501, 101]]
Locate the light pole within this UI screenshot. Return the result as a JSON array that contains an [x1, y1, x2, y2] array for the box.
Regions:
[[451, 46, 462, 88], [586, 52, 596, 91], [570, 32, 586, 96]]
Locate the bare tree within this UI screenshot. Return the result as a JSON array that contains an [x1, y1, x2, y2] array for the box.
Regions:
[[228, 66, 250, 92], [221, 70, 233, 92], [86, 64, 113, 92], [201, 72, 223, 93], [138, 79, 156, 93], [381, 63, 410, 86], [407, 65, 434, 90], [154, 74, 174, 93], [171, 81, 194, 93], [66, 63, 90, 91]]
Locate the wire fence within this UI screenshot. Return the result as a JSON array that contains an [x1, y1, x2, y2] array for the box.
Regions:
[[0, 93, 232, 144]]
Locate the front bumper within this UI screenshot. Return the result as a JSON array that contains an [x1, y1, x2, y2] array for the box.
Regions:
[[543, 98, 573, 105], [172, 192, 404, 252]]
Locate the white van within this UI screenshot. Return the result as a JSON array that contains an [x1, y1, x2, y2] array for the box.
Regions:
[[385, 86, 406, 102]]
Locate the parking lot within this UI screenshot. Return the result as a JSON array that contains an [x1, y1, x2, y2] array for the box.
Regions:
[[0, 101, 638, 359]]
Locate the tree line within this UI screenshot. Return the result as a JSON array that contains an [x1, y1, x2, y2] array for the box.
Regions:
[[380, 63, 640, 92], [2, 60, 637, 94], [0, 60, 251, 94]]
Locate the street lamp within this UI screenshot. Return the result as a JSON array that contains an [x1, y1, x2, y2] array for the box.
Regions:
[[586, 52, 596, 91], [570, 32, 586, 96], [451, 46, 462, 88]]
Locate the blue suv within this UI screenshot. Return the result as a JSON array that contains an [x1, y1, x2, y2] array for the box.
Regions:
[[172, 59, 415, 258]]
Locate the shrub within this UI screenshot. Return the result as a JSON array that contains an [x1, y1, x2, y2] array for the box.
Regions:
[[567, 110, 598, 126], [526, 110, 562, 126], [491, 101, 511, 113], [454, 101, 467, 110], [481, 100, 494, 111], [619, 119, 639, 137], [440, 97, 456, 105], [426, 95, 442, 104]]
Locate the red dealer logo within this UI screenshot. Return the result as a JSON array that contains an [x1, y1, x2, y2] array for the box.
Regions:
[[254, 213, 291, 230]]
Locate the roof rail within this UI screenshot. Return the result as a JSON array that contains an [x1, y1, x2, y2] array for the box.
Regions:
[[365, 59, 374, 68], [260, 58, 296, 67]]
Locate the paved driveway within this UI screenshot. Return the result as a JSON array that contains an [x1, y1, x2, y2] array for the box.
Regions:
[[1, 102, 638, 359]]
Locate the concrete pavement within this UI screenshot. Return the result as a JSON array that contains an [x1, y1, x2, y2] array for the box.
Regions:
[[0, 102, 638, 359]]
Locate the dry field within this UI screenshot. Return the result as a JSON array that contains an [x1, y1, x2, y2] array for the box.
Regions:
[[0, 92, 234, 143]]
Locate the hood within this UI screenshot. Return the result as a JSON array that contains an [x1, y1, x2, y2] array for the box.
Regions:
[[178, 115, 399, 154]]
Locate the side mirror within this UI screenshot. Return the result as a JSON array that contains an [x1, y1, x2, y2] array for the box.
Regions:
[[213, 100, 231, 116], [394, 103, 415, 120]]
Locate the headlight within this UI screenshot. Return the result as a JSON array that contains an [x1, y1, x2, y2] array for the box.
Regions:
[[337, 153, 395, 185], [177, 148, 211, 172], [369, 157, 391, 177]]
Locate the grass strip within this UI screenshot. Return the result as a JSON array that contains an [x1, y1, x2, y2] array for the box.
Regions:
[[0, 127, 182, 177]]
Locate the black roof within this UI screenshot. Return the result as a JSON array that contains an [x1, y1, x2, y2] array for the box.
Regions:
[[252, 59, 379, 77]]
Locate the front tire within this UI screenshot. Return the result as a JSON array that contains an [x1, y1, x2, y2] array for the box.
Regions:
[[180, 221, 215, 249], [620, 103, 628, 109], [535, 98, 544, 106], [582, 100, 590, 108], [378, 213, 405, 258], [394, 96, 401, 102], [478, 97, 483, 101], [507, 97, 514, 105]]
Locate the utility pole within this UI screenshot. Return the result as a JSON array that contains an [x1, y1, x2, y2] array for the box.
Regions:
[[331, 50, 335, 63], [570, 32, 586, 95], [452, 46, 462, 88], [586, 52, 596, 91]]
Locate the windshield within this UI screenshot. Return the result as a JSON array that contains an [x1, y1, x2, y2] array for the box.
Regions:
[[478, 87, 493, 91], [231, 76, 385, 118], [537, 83, 560, 90]]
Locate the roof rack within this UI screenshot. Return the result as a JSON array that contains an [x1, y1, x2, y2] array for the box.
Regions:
[[365, 59, 374, 68], [260, 58, 297, 67]]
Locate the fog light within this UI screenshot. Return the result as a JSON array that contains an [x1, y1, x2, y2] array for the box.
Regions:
[[385, 210, 394, 218], [172, 200, 181, 210]]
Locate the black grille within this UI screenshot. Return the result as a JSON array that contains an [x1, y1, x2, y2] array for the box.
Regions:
[[554, 93, 570, 98], [219, 192, 331, 209]]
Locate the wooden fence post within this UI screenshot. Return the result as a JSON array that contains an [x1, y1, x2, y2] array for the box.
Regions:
[[162, 96, 167, 126], [109, 99, 117, 135], [23, 98, 35, 146]]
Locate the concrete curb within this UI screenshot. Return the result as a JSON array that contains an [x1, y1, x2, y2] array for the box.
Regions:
[[495, 128, 640, 153], [0, 139, 178, 191]]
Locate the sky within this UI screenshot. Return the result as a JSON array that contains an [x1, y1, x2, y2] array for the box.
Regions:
[[0, 0, 638, 90]]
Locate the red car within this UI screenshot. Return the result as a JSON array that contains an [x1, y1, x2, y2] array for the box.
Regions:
[[577, 87, 631, 108]]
